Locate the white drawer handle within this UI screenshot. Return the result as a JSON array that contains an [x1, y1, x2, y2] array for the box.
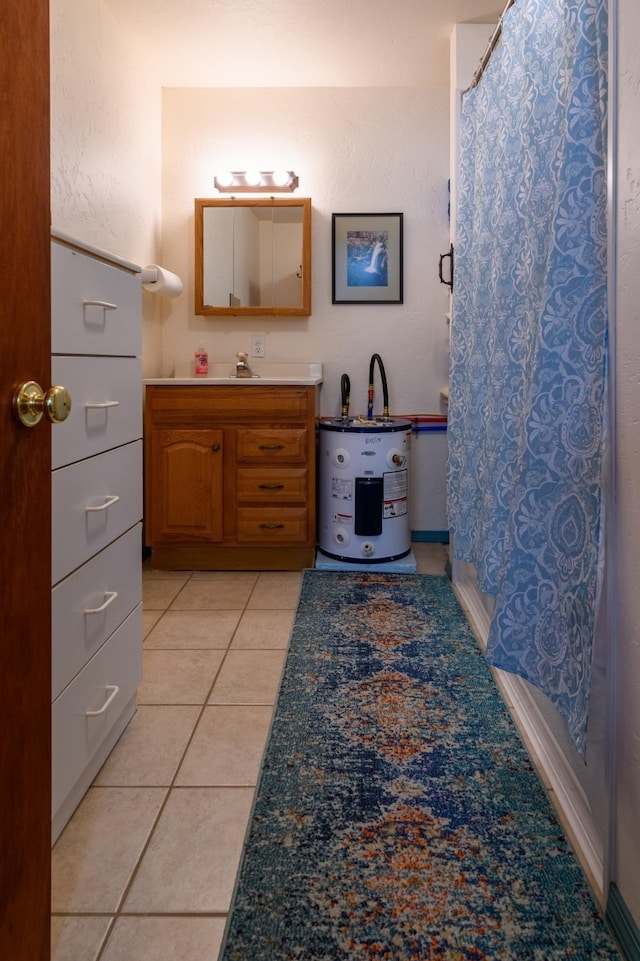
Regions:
[[86, 495, 120, 513], [85, 685, 120, 717], [84, 591, 119, 615], [85, 401, 120, 410], [83, 300, 118, 310]]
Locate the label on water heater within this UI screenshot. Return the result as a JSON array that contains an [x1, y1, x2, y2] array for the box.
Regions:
[[383, 469, 408, 518], [331, 477, 353, 501]]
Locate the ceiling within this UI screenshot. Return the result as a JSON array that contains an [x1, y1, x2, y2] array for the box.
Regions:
[[102, 0, 503, 88]]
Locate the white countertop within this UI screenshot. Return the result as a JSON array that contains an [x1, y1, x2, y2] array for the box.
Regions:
[[145, 361, 323, 386]]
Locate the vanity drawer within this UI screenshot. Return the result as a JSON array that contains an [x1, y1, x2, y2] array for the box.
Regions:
[[52, 355, 142, 468], [236, 468, 308, 504], [52, 524, 142, 700], [237, 428, 307, 464], [145, 385, 313, 427], [52, 440, 143, 584], [236, 508, 308, 544], [51, 242, 141, 357], [52, 604, 142, 818]]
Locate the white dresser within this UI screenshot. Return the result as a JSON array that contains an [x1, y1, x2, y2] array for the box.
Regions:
[[50, 231, 143, 843]]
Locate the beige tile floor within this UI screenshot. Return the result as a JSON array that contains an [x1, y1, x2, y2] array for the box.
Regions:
[[51, 543, 449, 961]]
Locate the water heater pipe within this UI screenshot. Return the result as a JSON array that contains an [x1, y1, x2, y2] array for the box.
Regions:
[[340, 373, 351, 421], [367, 353, 389, 419]]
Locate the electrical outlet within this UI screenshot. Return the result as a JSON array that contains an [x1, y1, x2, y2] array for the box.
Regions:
[[251, 334, 266, 358]]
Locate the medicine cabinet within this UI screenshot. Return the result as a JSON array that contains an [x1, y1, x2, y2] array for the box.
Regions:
[[195, 197, 312, 317]]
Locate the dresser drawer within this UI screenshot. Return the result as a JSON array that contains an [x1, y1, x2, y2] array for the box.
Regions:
[[237, 428, 307, 464], [52, 355, 142, 468], [52, 605, 142, 818], [237, 508, 308, 543], [51, 242, 141, 357], [236, 468, 308, 504], [52, 524, 142, 700], [52, 441, 142, 583]]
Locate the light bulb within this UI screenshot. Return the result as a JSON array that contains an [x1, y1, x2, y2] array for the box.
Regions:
[[272, 169, 290, 187], [245, 169, 262, 187], [215, 169, 233, 187]]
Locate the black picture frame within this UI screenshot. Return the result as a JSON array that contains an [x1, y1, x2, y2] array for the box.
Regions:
[[332, 212, 403, 304]]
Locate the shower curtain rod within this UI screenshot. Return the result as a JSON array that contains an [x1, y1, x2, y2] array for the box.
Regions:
[[465, 0, 517, 92]]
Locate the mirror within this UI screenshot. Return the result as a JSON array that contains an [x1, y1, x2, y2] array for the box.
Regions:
[[195, 197, 312, 316]]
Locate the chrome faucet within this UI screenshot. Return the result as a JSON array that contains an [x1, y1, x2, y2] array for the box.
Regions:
[[235, 351, 253, 378]]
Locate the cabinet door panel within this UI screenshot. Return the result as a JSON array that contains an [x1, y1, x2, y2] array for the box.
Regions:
[[148, 429, 223, 543]]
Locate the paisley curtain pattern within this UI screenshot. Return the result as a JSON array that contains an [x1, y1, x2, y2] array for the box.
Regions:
[[447, 0, 608, 754]]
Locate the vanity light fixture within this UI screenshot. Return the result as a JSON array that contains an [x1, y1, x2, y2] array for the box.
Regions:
[[214, 170, 299, 193]]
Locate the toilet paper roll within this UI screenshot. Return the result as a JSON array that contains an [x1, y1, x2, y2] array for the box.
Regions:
[[141, 264, 183, 298]]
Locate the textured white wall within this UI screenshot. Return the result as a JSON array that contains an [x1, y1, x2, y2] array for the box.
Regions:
[[50, 0, 164, 377], [100, 0, 501, 88], [614, 0, 640, 925], [160, 86, 452, 419]]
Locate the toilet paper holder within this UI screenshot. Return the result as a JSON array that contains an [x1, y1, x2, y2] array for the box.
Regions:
[[140, 264, 183, 298]]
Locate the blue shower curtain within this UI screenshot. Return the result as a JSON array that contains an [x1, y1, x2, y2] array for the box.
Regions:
[[447, 0, 608, 754]]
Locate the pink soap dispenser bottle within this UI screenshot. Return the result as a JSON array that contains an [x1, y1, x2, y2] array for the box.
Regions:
[[195, 343, 208, 376]]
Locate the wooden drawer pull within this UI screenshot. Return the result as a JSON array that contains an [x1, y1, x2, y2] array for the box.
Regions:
[[259, 483, 285, 490], [259, 523, 285, 529], [84, 591, 119, 615], [85, 684, 120, 717], [259, 444, 285, 451]]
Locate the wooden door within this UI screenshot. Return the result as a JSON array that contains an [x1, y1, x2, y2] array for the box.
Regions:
[[0, 0, 52, 958]]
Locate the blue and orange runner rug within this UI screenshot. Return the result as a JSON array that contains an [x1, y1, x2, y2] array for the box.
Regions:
[[220, 571, 622, 960]]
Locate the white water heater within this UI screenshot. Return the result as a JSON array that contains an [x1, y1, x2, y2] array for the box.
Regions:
[[317, 417, 412, 564]]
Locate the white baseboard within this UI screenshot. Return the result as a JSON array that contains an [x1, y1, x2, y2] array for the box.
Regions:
[[495, 670, 604, 901], [452, 577, 604, 903]]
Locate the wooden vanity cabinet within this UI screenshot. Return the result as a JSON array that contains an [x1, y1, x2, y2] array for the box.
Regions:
[[144, 384, 318, 569]]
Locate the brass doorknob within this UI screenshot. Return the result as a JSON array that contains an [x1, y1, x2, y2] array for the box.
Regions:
[[13, 381, 72, 428]]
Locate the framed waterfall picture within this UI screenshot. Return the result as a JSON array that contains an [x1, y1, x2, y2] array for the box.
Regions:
[[332, 212, 403, 304]]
